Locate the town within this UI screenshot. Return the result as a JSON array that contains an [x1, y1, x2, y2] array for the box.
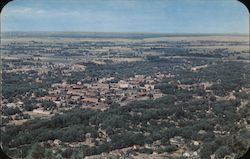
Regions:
[[1, 32, 250, 159]]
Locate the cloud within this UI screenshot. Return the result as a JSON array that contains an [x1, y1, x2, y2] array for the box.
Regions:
[[3, 7, 44, 17], [2, 7, 81, 18], [56, 11, 81, 16], [2, 7, 31, 15]]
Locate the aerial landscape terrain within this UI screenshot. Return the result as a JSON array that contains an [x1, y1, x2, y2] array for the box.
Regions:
[[1, 32, 249, 159]]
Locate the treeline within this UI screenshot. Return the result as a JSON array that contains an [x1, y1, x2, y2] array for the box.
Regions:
[[3, 89, 248, 158]]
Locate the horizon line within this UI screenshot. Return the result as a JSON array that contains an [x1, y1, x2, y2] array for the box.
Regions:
[[1, 31, 249, 36]]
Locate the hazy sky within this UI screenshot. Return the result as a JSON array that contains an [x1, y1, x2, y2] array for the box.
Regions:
[[1, 0, 249, 33]]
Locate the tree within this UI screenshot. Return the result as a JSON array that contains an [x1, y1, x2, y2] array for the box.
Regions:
[[200, 142, 218, 159], [138, 148, 153, 154], [148, 93, 153, 99], [70, 152, 80, 159], [23, 114, 31, 119], [56, 153, 63, 159], [3, 107, 21, 116], [45, 149, 56, 159], [41, 100, 56, 110], [155, 83, 177, 94], [215, 146, 231, 158], [30, 143, 45, 159]]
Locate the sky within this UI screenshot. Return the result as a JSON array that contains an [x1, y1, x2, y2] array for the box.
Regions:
[[1, 0, 249, 33]]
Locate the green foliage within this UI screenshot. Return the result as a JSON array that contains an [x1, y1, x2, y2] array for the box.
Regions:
[[41, 100, 56, 110], [138, 148, 153, 154], [62, 148, 74, 158], [3, 60, 250, 158], [200, 142, 218, 159], [215, 146, 231, 159], [155, 83, 177, 94], [157, 145, 177, 153], [44, 149, 56, 159], [235, 92, 250, 100], [3, 107, 21, 116], [29, 143, 45, 159]]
